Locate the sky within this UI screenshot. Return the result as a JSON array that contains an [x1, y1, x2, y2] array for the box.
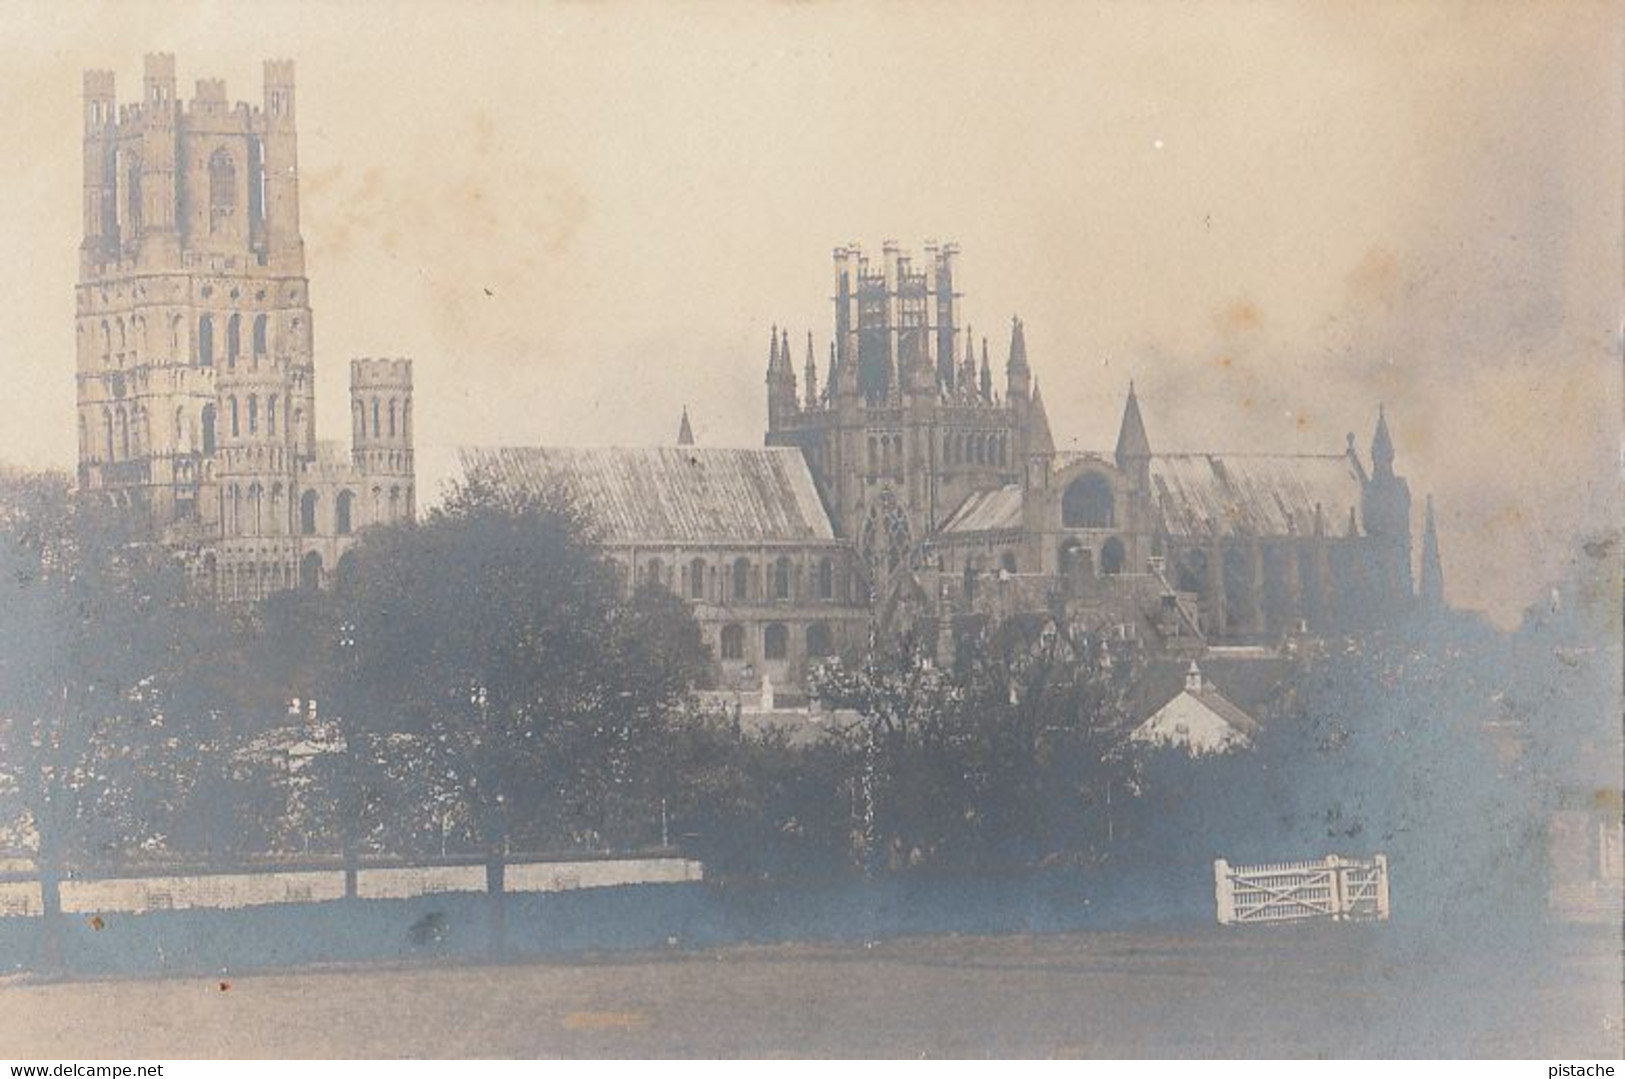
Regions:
[[0, 0, 1618, 626]]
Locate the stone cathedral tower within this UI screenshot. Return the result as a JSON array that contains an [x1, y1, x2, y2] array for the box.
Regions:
[[75, 54, 414, 601]]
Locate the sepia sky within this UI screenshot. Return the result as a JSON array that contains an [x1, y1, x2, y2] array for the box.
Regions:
[[0, 0, 1618, 626]]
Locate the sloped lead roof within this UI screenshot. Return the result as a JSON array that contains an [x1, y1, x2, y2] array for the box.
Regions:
[[1149, 453, 1363, 539], [941, 484, 1025, 534], [941, 451, 1365, 540], [459, 445, 836, 546]]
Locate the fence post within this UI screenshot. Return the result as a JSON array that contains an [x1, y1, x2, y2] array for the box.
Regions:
[[1214, 859, 1234, 925], [1327, 854, 1345, 920]]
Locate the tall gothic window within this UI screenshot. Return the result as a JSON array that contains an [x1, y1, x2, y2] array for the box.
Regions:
[[208, 149, 236, 233], [198, 315, 213, 367], [1062, 474, 1115, 529]]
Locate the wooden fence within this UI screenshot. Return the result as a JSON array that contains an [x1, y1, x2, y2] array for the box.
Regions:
[[1214, 854, 1390, 926]]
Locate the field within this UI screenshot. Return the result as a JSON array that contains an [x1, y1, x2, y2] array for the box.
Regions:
[[1, 925, 1618, 1058]]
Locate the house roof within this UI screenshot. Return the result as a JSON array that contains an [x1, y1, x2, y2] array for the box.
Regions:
[[458, 445, 838, 547], [1148, 453, 1364, 539], [1131, 669, 1262, 756], [940, 484, 1025, 534]]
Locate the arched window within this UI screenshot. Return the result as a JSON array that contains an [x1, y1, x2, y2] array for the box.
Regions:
[[335, 490, 353, 535], [1101, 536, 1126, 575], [720, 624, 745, 661], [389, 486, 401, 523], [817, 558, 834, 600], [806, 622, 834, 659], [227, 313, 241, 366], [247, 483, 264, 535], [353, 400, 365, 443], [300, 551, 322, 591], [403, 400, 413, 440], [763, 623, 789, 661], [1059, 538, 1092, 578], [1001, 551, 1018, 574], [116, 407, 129, 460], [125, 161, 142, 231], [732, 557, 751, 601], [170, 314, 184, 358], [1062, 474, 1115, 529], [371, 398, 381, 438], [867, 435, 878, 472], [266, 394, 277, 436], [247, 394, 258, 435], [300, 490, 318, 535], [208, 148, 236, 232], [646, 558, 664, 588], [228, 396, 240, 438], [252, 314, 267, 357], [688, 557, 706, 600], [388, 399, 398, 437], [197, 315, 213, 367], [771, 556, 791, 600]]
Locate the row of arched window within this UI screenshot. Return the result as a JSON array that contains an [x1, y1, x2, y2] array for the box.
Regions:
[[717, 621, 836, 663], [353, 396, 411, 441], [638, 554, 841, 604], [84, 310, 295, 370], [83, 401, 227, 464], [866, 433, 905, 475], [945, 430, 1008, 468], [223, 484, 407, 537], [198, 312, 279, 368], [216, 553, 324, 603], [222, 393, 303, 443]]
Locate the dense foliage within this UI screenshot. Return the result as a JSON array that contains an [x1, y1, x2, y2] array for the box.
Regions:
[[0, 464, 1611, 940]]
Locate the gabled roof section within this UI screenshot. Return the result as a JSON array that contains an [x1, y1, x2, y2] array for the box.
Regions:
[[1149, 453, 1364, 539], [459, 445, 837, 546], [940, 484, 1025, 534], [1131, 668, 1261, 756]]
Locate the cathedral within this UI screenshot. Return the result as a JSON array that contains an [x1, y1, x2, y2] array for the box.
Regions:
[[760, 240, 1440, 663], [479, 241, 1442, 690], [74, 55, 414, 602], [71, 56, 1442, 689]]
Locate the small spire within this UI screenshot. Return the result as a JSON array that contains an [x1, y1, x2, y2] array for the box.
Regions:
[[1007, 315, 1028, 372], [677, 406, 694, 446], [1371, 404, 1395, 479], [1028, 379, 1055, 455], [1114, 381, 1152, 465], [804, 332, 818, 407], [979, 338, 992, 401], [1185, 661, 1204, 694], [1420, 494, 1445, 608]]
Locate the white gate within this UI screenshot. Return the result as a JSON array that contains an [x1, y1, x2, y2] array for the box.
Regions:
[[1214, 854, 1390, 926]]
